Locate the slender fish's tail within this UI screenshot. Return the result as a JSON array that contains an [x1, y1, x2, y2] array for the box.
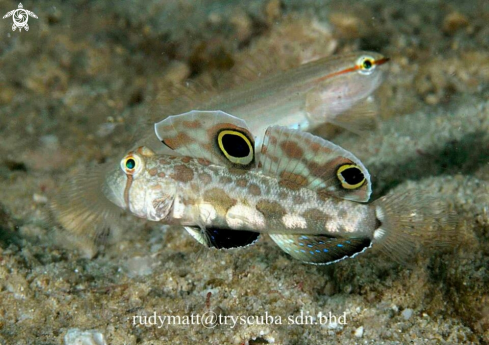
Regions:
[[371, 191, 458, 263], [50, 163, 124, 258]]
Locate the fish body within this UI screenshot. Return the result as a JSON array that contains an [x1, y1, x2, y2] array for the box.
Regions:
[[139, 51, 389, 151], [95, 110, 452, 265], [200, 51, 389, 135], [112, 153, 377, 237]]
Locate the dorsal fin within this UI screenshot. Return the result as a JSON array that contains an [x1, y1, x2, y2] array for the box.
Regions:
[[259, 126, 371, 202], [154, 110, 255, 168], [269, 234, 372, 265]]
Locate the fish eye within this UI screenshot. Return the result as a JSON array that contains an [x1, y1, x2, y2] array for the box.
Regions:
[[121, 154, 143, 175], [357, 56, 376, 75], [126, 158, 135, 170], [217, 129, 254, 166], [336, 164, 366, 189]]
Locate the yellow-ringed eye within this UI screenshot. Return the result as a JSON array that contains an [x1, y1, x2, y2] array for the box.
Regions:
[[357, 56, 376, 75], [121, 154, 143, 175], [337, 164, 366, 189], [217, 129, 254, 166]]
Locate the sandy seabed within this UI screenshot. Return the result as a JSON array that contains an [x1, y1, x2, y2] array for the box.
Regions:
[[0, 0, 488, 344]]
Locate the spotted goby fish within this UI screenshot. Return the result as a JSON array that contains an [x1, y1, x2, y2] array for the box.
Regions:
[[63, 110, 454, 265]]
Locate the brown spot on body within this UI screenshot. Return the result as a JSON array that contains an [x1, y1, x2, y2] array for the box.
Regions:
[[181, 156, 191, 163], [203, 188, 236, 213], [256, 200, 286, 218], [159, 158, 169, 165], [219, 176, 233, 184], [302, 208, 327, 224], [248, 183, 261, 196], [278, 191, 289, 200], [171, 164, 194, 182], [280, 141, 303, 159], [148, 168, 158, 176], [236, 178, 248, 188], [199, 173, 212, 184], [158, 172, 166, 178], [190, 182, 199, 193], [197, 158, 211, 166], [279, 171, 308, 190]]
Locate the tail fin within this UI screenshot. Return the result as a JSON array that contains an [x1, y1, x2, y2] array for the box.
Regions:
[[50, 163, 124, 258], [372, 191, 458, 263]]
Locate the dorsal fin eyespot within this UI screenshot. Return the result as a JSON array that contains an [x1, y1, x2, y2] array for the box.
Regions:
[[336, 164, 366, 190], [259, 126, 371, 202], [217, 129, 254, 166], [154, 110, 256, 169]]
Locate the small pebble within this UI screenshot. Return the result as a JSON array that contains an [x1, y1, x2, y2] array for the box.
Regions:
[[64, 329, 106, 345], [33, 193, 48, 204], [354, 326, 364, 338], [402, 308, 413, 320]]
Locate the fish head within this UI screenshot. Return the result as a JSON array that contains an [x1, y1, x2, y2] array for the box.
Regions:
[[350, 51, 390, 93], [323, 51, 389, 101], [104, 146, 177, 221]]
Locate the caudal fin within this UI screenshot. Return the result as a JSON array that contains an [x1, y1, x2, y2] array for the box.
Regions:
[[372, 191, 458, 263]]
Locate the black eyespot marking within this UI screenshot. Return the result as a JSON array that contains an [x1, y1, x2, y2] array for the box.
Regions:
[[336, 164, 366, 189], [221, 133, 250, 158], [207, 228, 260, 249], [341, 167, 364, 184], [217, 129, 254, 166]]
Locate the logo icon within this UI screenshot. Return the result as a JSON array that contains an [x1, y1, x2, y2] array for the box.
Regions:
[[3, 3, 38, 32]]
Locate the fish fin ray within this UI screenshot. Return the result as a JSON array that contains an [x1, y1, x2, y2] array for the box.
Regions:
[[50, 163, 125, 258], [327, 97, 379, 136], [372, 191, 458, 264], [269, 234, 372, 265]]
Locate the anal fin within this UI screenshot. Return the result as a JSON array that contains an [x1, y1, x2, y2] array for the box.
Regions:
[[185, 226, 260, 250], [269, 233, 372, 265]]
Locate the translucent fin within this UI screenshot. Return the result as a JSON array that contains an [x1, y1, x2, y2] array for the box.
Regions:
[[259, 126, 371, 202], [50, 163, 124, 253], [154, 110, 255, 168], [269, 234, 372, 265], [184, 226, 260, 250], [372, 191, 458, 263], [327, 96, 379, 136]]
